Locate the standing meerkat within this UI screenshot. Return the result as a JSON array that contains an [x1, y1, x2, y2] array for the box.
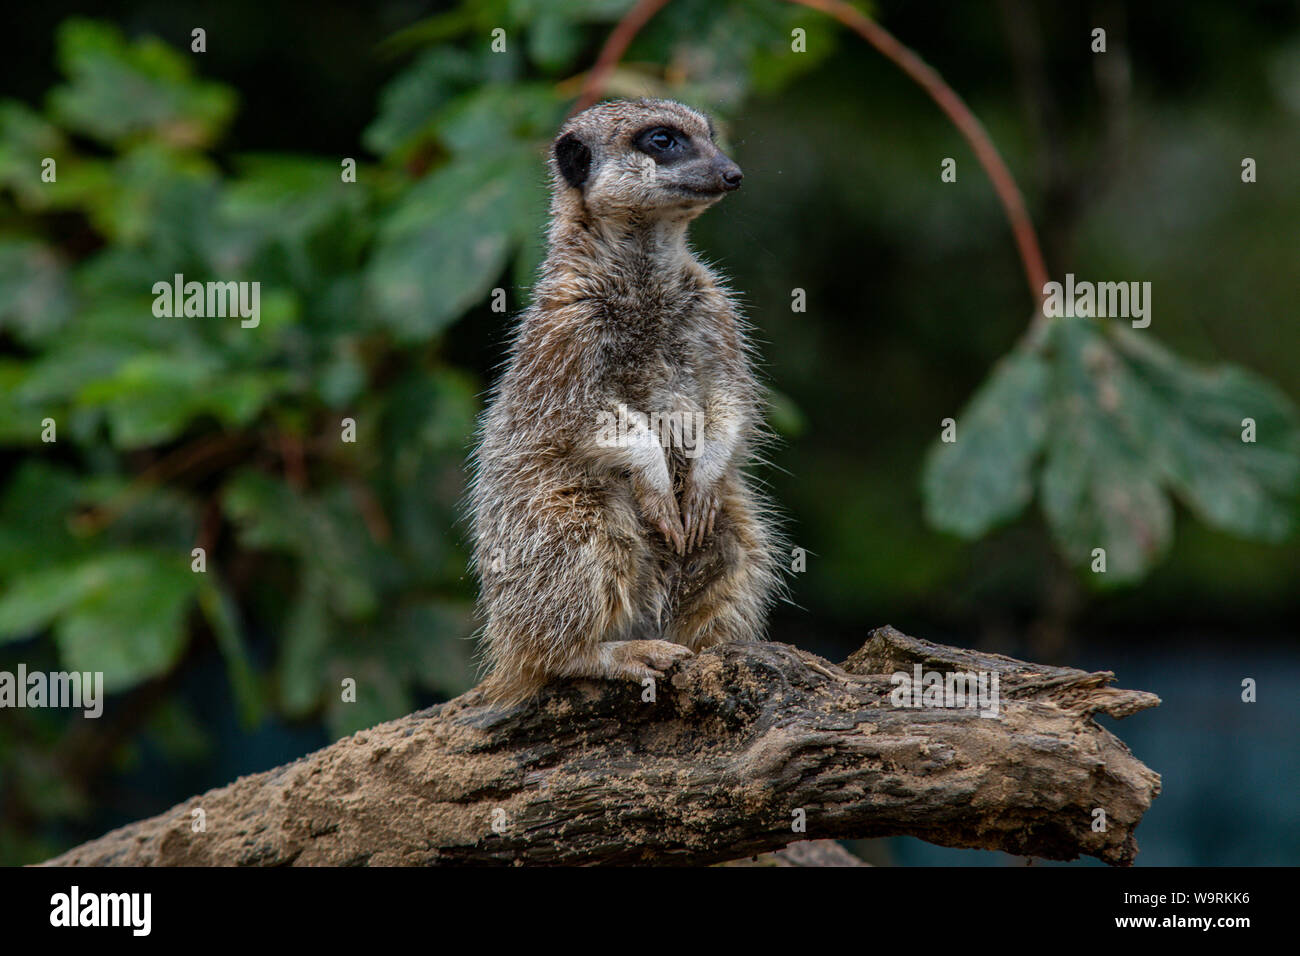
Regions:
[[468, 98, 782, 704]]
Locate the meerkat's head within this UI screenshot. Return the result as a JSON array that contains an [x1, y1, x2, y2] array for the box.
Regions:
[[550, 98, 742, 223]]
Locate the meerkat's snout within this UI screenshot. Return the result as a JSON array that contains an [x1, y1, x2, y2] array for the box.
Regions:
[[670, 148, 743, 198], [713, 155, 744, 191]]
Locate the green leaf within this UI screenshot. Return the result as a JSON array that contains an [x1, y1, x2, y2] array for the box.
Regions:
[[47, 19, 235, 148], [215, 155, 371, 290], [0, 240, 75, 345], [1040, 318, 1172, 582], [1110, 326, 1300, 541], [435, 84, 564, 156], [78, 144, 220, 247], [55, 555, 197, 692], [925, 313, 1300, 582], [923, 346, 1049, 537], [0, 101, 70, 209], [365, 145, 542, 340], [76, 353, 280, 448], [0, 551, 197, 691], [362, 47, 479, 157], [0, 564, 104, 641], [0, 463, 87, 578], [16, 342, 135, 407], [646, 0, 834, 108], [527, 13, 585, 72]]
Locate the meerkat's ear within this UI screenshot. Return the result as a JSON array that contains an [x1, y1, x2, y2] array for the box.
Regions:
[[554, 132, 591, 189]]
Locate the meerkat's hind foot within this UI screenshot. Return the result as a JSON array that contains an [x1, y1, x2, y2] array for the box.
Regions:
[[596, 639, 694, 683]]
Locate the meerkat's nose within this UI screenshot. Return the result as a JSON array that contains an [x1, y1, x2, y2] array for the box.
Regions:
[[718, 159, 744, 191]]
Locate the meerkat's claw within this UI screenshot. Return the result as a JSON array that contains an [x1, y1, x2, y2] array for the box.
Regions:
[[641, 490, 685, 553], [680, 483, 718, 552], [661, 519, 685, 555]]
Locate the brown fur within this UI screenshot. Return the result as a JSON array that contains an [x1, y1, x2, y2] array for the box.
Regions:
[[467, 99, 783, 704]]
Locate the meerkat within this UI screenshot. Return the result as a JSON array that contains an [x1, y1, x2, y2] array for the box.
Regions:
[[468, 98, 782, 705]]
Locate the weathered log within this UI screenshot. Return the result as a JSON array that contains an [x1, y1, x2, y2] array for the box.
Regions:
[[42, 626, 1160, 866]]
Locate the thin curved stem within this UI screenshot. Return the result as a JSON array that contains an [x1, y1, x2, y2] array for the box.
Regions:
[[784, 0, 1048, 308], [575, 0, 1049, 311], [574, 0, 674, 113]]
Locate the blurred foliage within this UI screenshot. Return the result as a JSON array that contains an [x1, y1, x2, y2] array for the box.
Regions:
[[0, 0, 834, 863], [0, 0, 1297, 865]]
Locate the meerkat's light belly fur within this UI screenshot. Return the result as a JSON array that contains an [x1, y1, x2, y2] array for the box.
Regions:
[[468, 98, 781, 704]]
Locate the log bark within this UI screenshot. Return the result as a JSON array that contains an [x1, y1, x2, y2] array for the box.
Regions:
[[42, 626, 1160, 867]]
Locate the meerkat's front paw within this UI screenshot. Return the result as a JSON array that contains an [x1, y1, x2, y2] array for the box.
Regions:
[[601, 639, 694, 682], [679, 480, 719, 552], [639, 489, 686, 554]]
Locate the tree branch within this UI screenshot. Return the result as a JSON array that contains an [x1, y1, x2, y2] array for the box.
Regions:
[[574, 0, 673, 113], [41, 627, 1160, 867]]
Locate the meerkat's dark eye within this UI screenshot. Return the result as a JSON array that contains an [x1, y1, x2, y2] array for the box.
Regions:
[[634, 126, 690, 159], [650, 130, 677, 150]]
